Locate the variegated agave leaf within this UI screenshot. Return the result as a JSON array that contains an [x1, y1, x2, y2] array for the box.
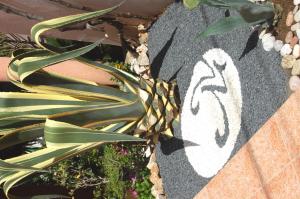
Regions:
[[0, 2, 179, 198]]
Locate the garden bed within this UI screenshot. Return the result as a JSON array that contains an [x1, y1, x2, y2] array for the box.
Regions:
[[0, 143, 153, 199], [0, 1, 299, 198]]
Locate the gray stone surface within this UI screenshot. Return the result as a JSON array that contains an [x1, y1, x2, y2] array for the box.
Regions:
[[148, 2, 289, 199]]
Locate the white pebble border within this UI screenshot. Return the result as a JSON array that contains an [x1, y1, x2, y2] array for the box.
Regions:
[[258, 0, 300, 91]]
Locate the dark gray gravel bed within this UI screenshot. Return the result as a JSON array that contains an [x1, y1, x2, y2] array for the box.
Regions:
[[148, 2, 289, 199]]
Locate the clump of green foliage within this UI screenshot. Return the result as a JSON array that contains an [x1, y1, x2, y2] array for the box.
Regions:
[[183, 0, 279, 38], [32, 148, 106, 197], [134, 170, 154, 199], [102, 144, 127, 198], [32, 143, 153, 198], [99, 143, 153, 198]]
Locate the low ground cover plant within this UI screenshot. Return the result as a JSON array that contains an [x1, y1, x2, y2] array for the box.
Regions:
[[31, 143, 152, 198]]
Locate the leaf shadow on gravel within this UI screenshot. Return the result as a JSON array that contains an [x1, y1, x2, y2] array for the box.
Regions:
[[159, 137, 199, 156], [239, 29, 259, 60], [151, 28, 177, 79]]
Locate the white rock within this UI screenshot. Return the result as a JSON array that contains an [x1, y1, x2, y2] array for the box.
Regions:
[[151, 186, 158, 198], [281, 55, 296, 69], [131, 59, 140, 73], [285, 31, 294, 43], [296, 29, 300, 38], [286, 11, 294, 26], [295, 10, 300, 22], [294, 0, 300, 6], [144, 146, 151, 157], [292, 60, 300, 75], [262, 36, 275, 51], [124, 51, 138, 65], [133, 61, 147, 74], [138, 24, 146, 32], [289, 75, 300, 91], [259, 29, 267, 39], [157, 195, 167, 199], [147, 153, 156, 170], [142, 73, 150, 80], [294, 5, 299, 14], [261, 33, 272, 43], [293, 44, 300, 58], [139, 32, 148, 44], [291, 23, 300, 31], [136, 44, 148, 54], [274, 40, 284, 52], [137, 53, 150, 66], [136, 44, 149, 66], [280, 44, 293, 56]]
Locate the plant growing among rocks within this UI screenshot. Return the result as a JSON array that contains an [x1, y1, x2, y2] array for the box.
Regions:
[[0, 3, 179, 198], [183, 0, 278, 38]]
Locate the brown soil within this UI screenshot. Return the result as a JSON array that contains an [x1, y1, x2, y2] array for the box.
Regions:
[[272, 0, 295, 41]]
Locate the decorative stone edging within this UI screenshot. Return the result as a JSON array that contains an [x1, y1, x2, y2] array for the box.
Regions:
[[259, 0, 300, 91], [125, 24, 168, 199], [125, 24, 151, 80], [259, 4, 299, 56], [147, 150, 167, 199]]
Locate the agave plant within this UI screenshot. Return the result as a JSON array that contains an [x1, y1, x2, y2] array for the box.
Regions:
[[0, 3, 179, 198], [183, 0, 280, 38]]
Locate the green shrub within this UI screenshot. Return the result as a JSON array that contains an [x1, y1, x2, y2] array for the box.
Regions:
[[135, 170, 155, 199], [32, 143, 152, 198], [32, 148, 106, 196], [102, 144, 127, 198]]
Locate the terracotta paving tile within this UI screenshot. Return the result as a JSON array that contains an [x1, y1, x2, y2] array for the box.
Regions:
[[205, 169, 236, 199], [194, 91, 300, 198], [193, 187, 210, 199], [247, 119, 290, 184], [250, 188, 268, 199], [265, 163, 300, 199], [220, 146, 264, 199], [205, 146, 262, 199], [274, 94, 300, 160], [283, 92, 300, 149], [292, 158, 300, 183]]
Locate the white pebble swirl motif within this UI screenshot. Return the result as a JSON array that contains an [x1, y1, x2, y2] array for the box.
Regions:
[[181, 48, 242, 178]]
